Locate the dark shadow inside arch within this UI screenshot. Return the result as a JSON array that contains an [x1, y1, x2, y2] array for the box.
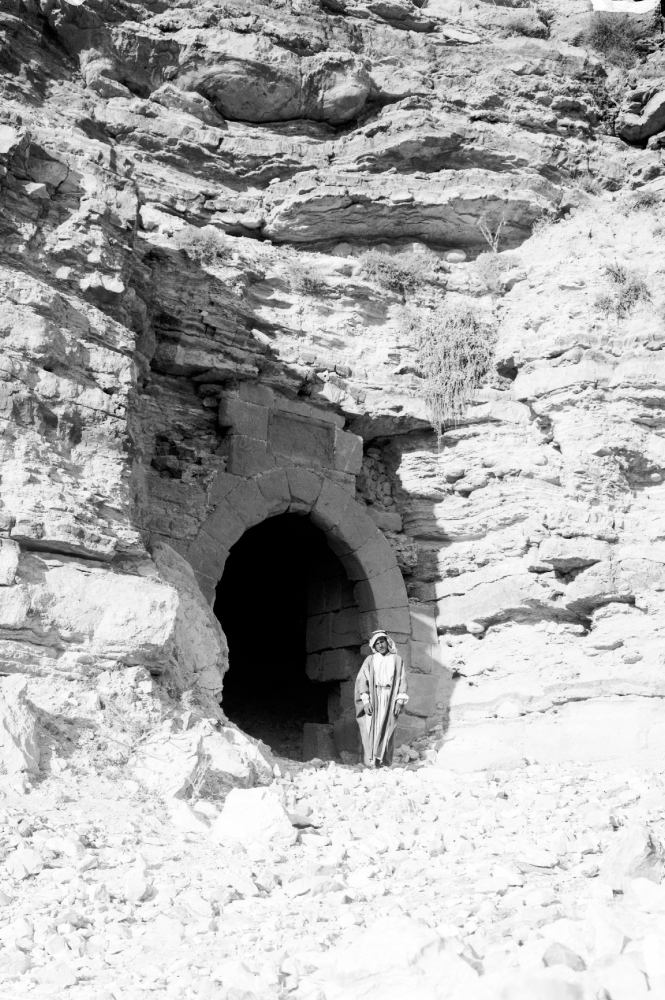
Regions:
[[214, 513, 359, 761]]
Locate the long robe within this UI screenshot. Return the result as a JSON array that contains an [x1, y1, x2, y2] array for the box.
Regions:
[[354, 652, 408, 766]]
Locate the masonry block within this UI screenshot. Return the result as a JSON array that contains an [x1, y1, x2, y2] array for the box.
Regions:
[[341, 534, 397, 581], [359, 607, 412, 639], [367, 508, 403, 532], [394, 640, 411, 670], [324, 470, 357, 495], [193, 572, 216, 606], [354, 566, 408, 613], [341, 578, 357, 609], [225, 479, 272, 528], [394, 715, 427, 747], [333, 716, 361, 756], [404, 673, 438, 718], [287, 467, 323, 508], [328, 680, 357, 722], [227, 436, 274, 477], [219, 397, 269, 440], [269, 411, 334, 468], [238, 382, 275, 407], [331, 606, 361, 645], [207, 471, 244, 509], [409, 640, 436, 675], [187, 531, 229, 583], [303, 723, 337, 762], [410, 603, 438, 644], [310, 478, 354, 532], [307, 648, 360, 682], [326, 508, 379, 558], [256, 468, 290, 513], [200, 499, 245, 552], [307, 576, 342, 615], [334, 428, 364, 475], [306, 613, 332, 653]]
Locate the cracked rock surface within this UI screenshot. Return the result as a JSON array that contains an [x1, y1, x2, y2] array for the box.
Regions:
[[5, 2, 665, 991]]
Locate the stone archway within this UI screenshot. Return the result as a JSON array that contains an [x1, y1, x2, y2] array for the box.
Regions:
[[186, 467, 411, 650], [185, 466, 412, 759]]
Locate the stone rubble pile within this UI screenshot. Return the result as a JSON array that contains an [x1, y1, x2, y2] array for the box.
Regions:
[[0, 757, 664, 999]]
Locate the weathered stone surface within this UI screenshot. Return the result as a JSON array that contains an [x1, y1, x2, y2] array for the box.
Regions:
[[306, 647, 360, 682], [0, 677, 39, 775], [0, 541, 19, 588], [211, 787, 295, 845], [618, 91, 665, 143], [1, 0, 665, 776], [303, 722, 337, 761]]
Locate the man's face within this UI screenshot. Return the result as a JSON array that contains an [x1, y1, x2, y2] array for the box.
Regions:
[[375, 637, 388, 654]]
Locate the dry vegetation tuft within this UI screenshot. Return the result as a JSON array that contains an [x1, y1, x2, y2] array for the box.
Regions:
[[175, 226, 232, 265], [583, 13, 644, 67], [403, 301, 496, 437], [595, 262, 651, 318], [359, 249, 436, 295]]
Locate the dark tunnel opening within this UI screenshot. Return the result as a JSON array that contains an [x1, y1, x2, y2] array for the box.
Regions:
[[214, 513, 351, 761]]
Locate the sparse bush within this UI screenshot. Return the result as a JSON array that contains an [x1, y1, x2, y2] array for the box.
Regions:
[[531, 214, 554, 236], [535, 4, 555, 28], [583, 13, 642, 67], [619, 189, 663, 214], [574, 171, 604, 196], [359, 249, 430, 295], [595, 263, 651, 318], [472, 251, 521, 294], [504, 12, 545, 37], [175, 226, 232, 265], [289, 264, 328, 296], [407, 300, 497, 435]]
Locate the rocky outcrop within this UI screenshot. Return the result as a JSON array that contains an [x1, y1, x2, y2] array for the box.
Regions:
[[2, 0, 665, 769]]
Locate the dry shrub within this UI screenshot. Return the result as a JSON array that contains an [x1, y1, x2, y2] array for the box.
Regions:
[[619, 189, 663, 214], [289, 264, 328, 296], [574, 172, 604, 196], [408, 301, 496, 435], [504, 12, 545, 37], [473, 251, 520, 294], [595, 263, 651, 318], [583, 13, 643, 67], [359, 249, 429, 294], [175, 226, 232, 265]]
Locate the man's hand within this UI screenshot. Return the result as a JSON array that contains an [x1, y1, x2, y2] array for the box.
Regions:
[[365, 701, 373, 716], [394, 702, 402, 717]]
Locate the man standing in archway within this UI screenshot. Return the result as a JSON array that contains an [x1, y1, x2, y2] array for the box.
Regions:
[[355, 631, 409, 768]]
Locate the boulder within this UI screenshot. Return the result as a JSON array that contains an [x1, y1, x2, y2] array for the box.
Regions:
[[131, 725, 202, 799], [310, 915, 478, 999], [211, 787, 296, 846], [618, 92, 665, 144], [599, 825, 665, 892], [131, 718, 273, 800], [0, 676, 40, 775]]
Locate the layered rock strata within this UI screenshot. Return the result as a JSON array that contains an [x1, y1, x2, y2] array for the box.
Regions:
[[2, 0, 665, 765]]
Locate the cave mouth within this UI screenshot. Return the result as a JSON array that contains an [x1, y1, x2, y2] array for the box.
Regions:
[[214, 513, 350, 761]]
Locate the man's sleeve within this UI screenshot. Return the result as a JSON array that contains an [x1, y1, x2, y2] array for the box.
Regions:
[[396, 658, 409, 703]]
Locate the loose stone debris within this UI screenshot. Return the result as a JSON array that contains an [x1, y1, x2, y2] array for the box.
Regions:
[[0, 755, 664, 999]]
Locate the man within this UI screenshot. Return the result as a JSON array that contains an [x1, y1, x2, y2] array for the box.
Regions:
[[354, 631, 409, 768]]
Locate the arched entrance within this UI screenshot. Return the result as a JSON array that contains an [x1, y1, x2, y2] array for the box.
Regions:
[[215, 513, 360, 759], [186, 467, 411, 759]]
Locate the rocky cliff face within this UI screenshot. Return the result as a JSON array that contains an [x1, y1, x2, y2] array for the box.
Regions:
[[3, 0, 665, 767]]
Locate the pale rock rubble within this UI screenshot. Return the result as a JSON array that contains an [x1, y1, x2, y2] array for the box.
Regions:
[[0, 757, 664, 999]]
